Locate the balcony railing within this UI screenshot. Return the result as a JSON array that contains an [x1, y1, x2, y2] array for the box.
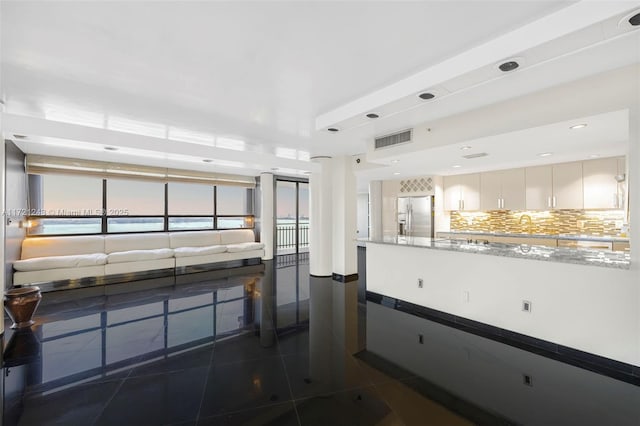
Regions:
[[276, 224, 309, 250]]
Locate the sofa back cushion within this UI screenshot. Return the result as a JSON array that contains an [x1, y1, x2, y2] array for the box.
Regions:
[[219, 229, 256, 245], [169, 231, 221, 248], [104, 233, 170, 254], [21, 235, 105, 260]]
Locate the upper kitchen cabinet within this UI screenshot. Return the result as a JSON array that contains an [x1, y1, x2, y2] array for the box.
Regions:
[[552, 161, 584, 209], [480, 168, 525, 210], [443, 173, 480, 211], [525, 165, 553, 210], [583, 157, 625, 209], [525, 162, 583, 210]]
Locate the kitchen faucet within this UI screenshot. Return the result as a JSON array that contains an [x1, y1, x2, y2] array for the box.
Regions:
[[519, 214, 533, 233]]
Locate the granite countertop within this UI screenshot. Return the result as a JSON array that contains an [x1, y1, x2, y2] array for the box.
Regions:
[[437, 231, 630, 243], [365, 236, 630, 270]]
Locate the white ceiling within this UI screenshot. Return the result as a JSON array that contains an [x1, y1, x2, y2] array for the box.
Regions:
[[1, 1, 640, 179]]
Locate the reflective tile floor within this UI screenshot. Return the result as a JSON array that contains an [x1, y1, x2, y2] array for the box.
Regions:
[[2, 255, 640, 425]]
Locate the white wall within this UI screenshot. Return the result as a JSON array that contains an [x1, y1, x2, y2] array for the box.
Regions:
[[367, 243, 639, 366]]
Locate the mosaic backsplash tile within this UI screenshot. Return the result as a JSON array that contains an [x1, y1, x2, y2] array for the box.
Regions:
[[450, 209, 626, 236]]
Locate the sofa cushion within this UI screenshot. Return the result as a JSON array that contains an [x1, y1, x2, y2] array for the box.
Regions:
[[169, 231, 221, 249], [13, 253, 107, 272], [219, 229, 256, 245], [107, 248, 174, 264], [225, 242, 265, 253], [105, 233, 170, 254], [173, 245, 227, 258], [21, 236, 105, 259]]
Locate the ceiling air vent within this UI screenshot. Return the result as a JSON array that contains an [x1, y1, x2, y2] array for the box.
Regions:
[[374, 129, 412, 150], [462, 152, 489, 159]]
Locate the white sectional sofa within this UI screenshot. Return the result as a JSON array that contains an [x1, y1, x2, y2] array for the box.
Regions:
[[13, 229, 264, 286]]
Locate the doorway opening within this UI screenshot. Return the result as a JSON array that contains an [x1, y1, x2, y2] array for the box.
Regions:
[[275, 179, 309, 255]]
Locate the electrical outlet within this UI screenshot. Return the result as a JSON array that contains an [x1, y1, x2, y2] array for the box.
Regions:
[[418, 278, 423, 288], [522, 300, 532, 312], [418, 334, 424, 344], [523, 374, 533, 386]]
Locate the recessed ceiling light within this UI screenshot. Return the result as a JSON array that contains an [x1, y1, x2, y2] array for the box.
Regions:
[[629, 12, 640, 26], [327, 127, 339, 132], [418, 92, 435, 100], [498, 60, 519, 72], [460, 145, 472, 150], [104, 146, 118, 151], [589, 154, 600, 158], [452, 165, 461, 168], [391, 159, 399, 164], [570, 123, 587, 130], [393, 172, 401, 175], [366, 113, 380, 119], [538, 152, 553, 157], [202, 159, 213, 163]]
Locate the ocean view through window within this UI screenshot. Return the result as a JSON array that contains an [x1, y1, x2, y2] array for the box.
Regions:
[[27, 173, 255, 235]]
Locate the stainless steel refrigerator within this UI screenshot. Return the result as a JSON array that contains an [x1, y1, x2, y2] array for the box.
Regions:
[[397, 196, 434, 238]]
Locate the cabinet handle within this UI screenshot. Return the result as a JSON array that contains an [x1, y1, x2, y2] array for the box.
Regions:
[[498, 198, 501, 209], [462, 200, 465, 210], [552, 196, 557, 208], [547, 196, 551, 208], [501, 198, 505, 209]]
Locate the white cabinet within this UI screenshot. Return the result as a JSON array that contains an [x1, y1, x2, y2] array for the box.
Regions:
[[443, 173, 480, 211], [480, 169, 525, 210], [525, 165, 553, 210], [553, 162, 583, 209], [525, 162, 583, 210], [583, 157, 625, 209]]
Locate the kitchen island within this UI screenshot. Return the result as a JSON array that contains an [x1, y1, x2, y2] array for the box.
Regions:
[[365, 236, 639, 370], [374, 235, 630, 269]]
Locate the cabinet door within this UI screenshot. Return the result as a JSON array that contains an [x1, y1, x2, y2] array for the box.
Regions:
[[583, 158, 618, 209], [525, 165, 552, 210], [480, 171, 502, 210], [443, 175, 461, 211], [459, 173, 480, 211], [501, 168, 526, 210], [553, 162, 583, 209]]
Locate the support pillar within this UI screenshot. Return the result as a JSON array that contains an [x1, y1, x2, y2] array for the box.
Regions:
[[1, 99, 5, 336], [259, 172, 274, 260], [331, 156, 357, 281], [309, 156, 332, 276]]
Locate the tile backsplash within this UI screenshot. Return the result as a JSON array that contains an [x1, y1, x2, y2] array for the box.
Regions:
[[450, 210, 626, 236]]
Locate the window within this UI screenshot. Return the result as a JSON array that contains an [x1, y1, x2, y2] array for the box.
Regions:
[[107, 179, 164, 215], [216, 186, 251, 215], [27, 174, 255, 235], [168, 182, 214, 215], [168, 182, 215, 230], [106, 179, 164, 232], [38, 174, 103, 215]]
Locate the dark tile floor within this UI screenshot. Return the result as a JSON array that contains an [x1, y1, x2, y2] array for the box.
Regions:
[[2, 255, 640, 425]]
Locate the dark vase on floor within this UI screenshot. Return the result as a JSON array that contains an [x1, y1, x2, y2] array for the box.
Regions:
[[4, 287, 42, 329]]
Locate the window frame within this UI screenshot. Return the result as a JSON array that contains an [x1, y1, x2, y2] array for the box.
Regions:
[[27, 176, 255, 237]]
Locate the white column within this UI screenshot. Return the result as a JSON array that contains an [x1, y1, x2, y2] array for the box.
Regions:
[[331, 156, 357, 277], [368, 180, 383, 240], [259, 172, 274, 260], [309, 156, 332, 276], [628, 105, 639, 270], [0, 100, 5, 336]]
